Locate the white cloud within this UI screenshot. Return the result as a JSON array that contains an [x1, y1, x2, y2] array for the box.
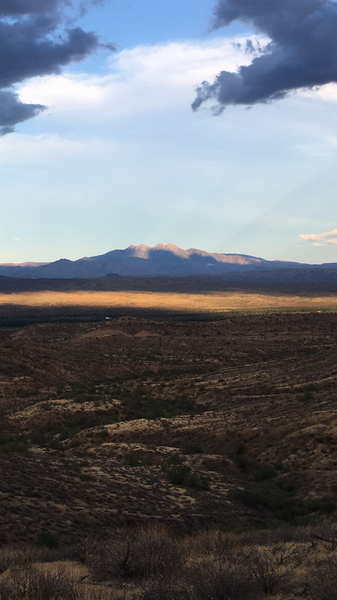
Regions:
[[16, 38, 337, 123], [17, 37, 256, 118], [300, 228, 337, 246], [300, 83, 337, 103]]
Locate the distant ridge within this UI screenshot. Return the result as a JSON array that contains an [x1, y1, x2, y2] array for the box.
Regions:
[[0, 243, 335, 279]]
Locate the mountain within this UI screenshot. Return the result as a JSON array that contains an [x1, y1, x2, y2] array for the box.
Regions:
[[0, 243, 335, 279]]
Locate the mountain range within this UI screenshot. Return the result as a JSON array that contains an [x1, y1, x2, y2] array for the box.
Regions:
[[1, 243, 336, 279]]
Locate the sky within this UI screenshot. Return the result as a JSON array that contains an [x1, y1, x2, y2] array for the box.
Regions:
[[1, 0, 337, 264]]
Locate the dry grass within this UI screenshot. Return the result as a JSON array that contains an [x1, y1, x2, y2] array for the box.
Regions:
[[0, 290, 336, 314], [1, 525, 333, 600]]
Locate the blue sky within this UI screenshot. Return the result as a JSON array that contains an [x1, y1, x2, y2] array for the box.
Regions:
[[79, 0, 245, 53], [1, 0, 337, 264]]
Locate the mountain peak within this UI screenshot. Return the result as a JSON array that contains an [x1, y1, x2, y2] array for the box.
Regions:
[[127, 244, 150, 251], [152, 243, 181, 253], [0, 244, 328, 279]]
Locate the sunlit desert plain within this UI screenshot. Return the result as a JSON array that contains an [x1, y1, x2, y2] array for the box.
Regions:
[[0, 289, 336, 315]]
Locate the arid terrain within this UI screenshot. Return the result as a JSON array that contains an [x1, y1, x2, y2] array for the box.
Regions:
[[0, 288, 336, 323], [0, 299, 337, 548]]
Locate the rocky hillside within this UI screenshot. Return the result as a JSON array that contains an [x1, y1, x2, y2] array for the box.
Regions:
[[1, 312, 337, 545]]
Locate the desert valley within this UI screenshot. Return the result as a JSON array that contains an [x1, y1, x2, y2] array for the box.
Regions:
[[0, 249, 337, 597]]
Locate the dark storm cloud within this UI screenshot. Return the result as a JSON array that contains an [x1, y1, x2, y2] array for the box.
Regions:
[[0, 90, 45, 135], [192, 0, 337, 112], [0, 0, 110, 135], [0, 0, 61, 16]]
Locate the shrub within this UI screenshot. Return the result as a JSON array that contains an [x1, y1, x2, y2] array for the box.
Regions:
[[307, 556, 337, 600], [183, 441, 203, 454], [46, 439, 64, 451], [187, 560, 257, 600], [122, 392, 206, 421], [166, 463, 192, 486], [255, 466, 277, 482], [79, 473, 95, 482], [276, 478, 297, 493], [245, 547, 291, 596], [184, 530, 241, 566], [273, 461, 285, 472], [300, 390, 314, 401], [35, 531, 59, 550], [307, 497, 337, 515], [0, 546, 46, 574], [162, 456, 209, 490], [0, 566, 81, 600], [0, 435, 28, 453], [184, 472, 210, 491], [311, 521, 337, 550], [230, 479, 303, 522], [229, 486, 263, 510], [124, 453, 140, 467], [87, 526, 181, 581], [139, 581, 192, 600], [232, 454, 258, 471], [17, 389, 39, 399], [97, 429, 109, 439]]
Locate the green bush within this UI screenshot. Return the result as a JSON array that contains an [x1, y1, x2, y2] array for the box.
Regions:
[[79, 473, 95, 482], [166, 463, 192, 485], [46, 439, 64, 451], [300, 390, 314, 401], [233, 454, 258, 471], [255, 466, 277, 482], [276, 478, 297, 493], [184, 472, 210, 491], [97, 428, 109, 439], [230, 480, 304, 522], [0, 435, 28, 453], [124, 452, 140, 467], [73, 393, 95, 404], [307, 497, 337, 515], [35, 531, 59, 550], [184, 441, 203, 454], [29, 410, 118, 448], [122, 392, 206, 421], [230, 486, 264, 510], [165, 453, 184, 466], [17, 389, 39, 398], [162, 455, 209, 490]]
